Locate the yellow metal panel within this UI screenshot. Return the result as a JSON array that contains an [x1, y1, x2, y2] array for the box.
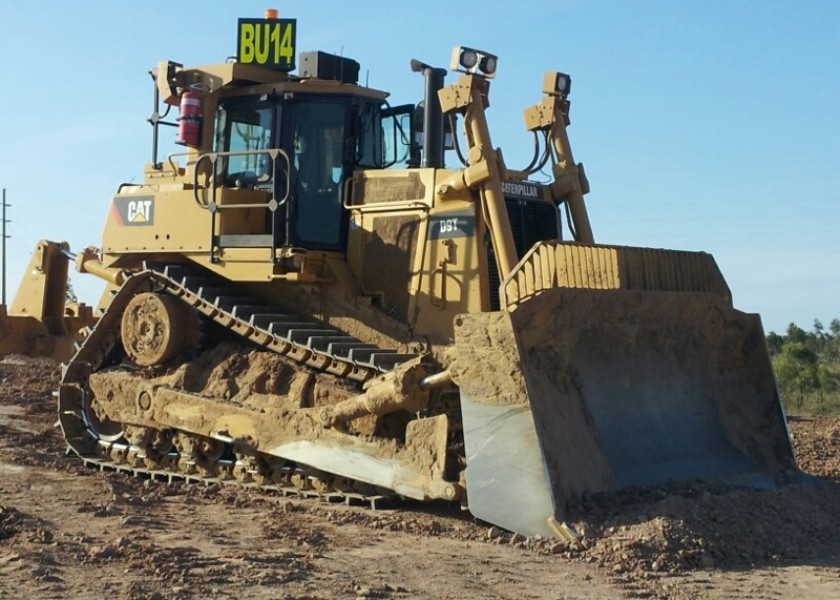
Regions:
[[102, 187, 271, 256], [501, 242, 731, 309], [539, 244, 552, 289], [524, 259, 535, 299]]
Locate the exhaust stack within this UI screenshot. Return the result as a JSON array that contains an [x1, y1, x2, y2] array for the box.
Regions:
[[410, 59, 447, 169]]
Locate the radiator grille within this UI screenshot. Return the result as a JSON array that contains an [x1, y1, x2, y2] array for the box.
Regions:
[[487, 197, 561, 310]]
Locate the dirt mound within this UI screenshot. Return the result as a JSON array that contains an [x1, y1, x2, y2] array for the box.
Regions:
[[564, 479, 840, 569], [789, 416, 840, 478]]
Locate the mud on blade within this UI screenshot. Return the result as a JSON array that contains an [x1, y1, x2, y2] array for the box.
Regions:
[[451, 288, 797, 537]]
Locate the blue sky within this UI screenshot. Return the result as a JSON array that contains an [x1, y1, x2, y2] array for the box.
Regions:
[[0, 1, 837, 334]]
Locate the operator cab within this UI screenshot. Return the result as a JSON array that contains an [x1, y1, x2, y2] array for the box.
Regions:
[[213, 66, 413, 253], [217, 95, 349, 251], [148, 17, 428, 258]]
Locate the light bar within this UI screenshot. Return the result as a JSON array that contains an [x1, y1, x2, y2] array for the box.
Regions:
[[450, 46, 498, 79], [542, 71, 572, 97]]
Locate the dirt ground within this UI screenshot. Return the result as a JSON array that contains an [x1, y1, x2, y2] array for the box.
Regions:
[[1, 355, 839, 600]]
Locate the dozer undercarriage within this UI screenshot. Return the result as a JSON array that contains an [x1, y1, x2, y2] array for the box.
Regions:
[[59, 264, 460, 509], [15, 13, 801, 539]]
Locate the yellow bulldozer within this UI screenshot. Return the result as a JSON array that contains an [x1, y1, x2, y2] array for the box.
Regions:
[[7, 13, 799, 538], [0, 241, 96, 362]]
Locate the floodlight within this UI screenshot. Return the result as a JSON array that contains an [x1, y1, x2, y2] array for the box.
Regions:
[[479, 55, 497, 76], [451, 46, 498, 79], [542, 71, 572, 97]]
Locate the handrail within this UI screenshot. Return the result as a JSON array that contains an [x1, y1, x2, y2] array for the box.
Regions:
[[192, 148, 291, 209], [342, 174, 432, 213], [189, 148, 292, 263], [165, 151, 193, 178]]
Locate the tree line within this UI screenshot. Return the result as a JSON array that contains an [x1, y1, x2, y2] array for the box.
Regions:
[[766, 319, 840, 415]]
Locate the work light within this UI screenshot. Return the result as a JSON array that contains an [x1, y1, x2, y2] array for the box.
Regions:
[[543, 71, 572, 97], [451, 46, 498, 79]]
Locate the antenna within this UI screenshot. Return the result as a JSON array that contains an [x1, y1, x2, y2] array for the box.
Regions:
[[2, 188, 9, 305]]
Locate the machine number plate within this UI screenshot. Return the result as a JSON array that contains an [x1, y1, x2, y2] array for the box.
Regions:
[[237, 18, 296, 71], [429, 211, 475, 240]]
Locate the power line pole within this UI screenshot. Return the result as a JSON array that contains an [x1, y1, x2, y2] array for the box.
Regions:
[[2, 188, 8, 305]]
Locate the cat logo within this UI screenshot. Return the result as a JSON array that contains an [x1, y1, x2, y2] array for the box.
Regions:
[[112, 196, 154, 227]]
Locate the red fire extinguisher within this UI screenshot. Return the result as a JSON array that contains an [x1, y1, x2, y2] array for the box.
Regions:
[[176, 90, 202, 146]]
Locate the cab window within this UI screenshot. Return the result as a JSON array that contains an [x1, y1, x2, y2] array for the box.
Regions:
[[214, 101, 275, 184]]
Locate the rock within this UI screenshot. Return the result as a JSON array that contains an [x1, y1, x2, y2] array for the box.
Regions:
[[651, 559, 664, 572]]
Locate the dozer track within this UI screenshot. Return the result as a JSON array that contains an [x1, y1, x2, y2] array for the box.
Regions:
[[56, 262, 426, 507]]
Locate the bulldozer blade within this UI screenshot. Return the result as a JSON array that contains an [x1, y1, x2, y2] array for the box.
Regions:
[[451, 288, 797, 538]]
